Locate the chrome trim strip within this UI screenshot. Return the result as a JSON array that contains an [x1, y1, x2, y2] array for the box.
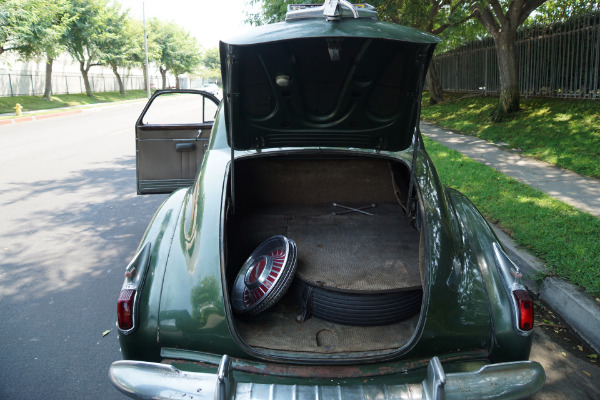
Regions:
[[139, 179, 194, 194]]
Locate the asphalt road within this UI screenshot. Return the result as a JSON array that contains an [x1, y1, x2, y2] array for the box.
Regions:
[[0, 101, 598, 399], [0, 100, 166, 399]]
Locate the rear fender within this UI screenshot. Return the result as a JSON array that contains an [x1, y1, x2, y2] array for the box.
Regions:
[[118, 189, 188, 361], [445, 188, 533, 362]]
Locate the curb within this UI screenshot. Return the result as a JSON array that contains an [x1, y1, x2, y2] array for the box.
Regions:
[[0, 97, 148, 126], [0, 109, 83, 125], [540, 278, 600, 354], [492, 224, 600, 354]]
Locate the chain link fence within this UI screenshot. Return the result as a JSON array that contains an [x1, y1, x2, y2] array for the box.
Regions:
[[0, 72, 169, 97]]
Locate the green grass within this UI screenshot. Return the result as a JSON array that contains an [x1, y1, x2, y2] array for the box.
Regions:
[[0, 90, 150, 115], [421, 93, 600, 178], [424, 137, 600, 297]]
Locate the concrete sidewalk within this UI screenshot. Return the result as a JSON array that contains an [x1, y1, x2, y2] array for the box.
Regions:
[[420, 121, 600, 353], [421, 122, 600, 218]]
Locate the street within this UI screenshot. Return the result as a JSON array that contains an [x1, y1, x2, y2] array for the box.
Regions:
[[0, 101, 598, 399], [0, 101, 166, 399]]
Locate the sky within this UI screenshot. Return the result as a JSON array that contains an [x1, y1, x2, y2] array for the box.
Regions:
[[118, 0, 255, 49]]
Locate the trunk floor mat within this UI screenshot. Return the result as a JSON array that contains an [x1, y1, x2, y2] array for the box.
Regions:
[[289, 213, 420, 292], [228, 204, 421, 292], [235, 296, 419, 353]]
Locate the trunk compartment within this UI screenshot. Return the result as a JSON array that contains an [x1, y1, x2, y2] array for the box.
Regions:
[[225, 155, 424, 356]]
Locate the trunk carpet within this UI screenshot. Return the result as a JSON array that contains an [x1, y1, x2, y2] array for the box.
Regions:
[[235, 296, 419, 353], [289, 213, 420, 292]]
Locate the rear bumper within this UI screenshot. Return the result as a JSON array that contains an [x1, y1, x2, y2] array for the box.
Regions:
[[110, 355, 545, 400]]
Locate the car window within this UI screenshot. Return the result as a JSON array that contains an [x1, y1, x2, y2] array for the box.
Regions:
[[141, 92, 218, 125]]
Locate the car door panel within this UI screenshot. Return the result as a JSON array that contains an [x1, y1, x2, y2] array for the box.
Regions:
[[136, 90, 220, 194]]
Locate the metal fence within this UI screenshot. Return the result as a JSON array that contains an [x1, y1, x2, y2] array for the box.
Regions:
[[433, 12, 600, 99], [0, 72, 169, 97]]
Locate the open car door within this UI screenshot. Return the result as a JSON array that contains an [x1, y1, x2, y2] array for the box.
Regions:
[[136, 89, 220, 194]]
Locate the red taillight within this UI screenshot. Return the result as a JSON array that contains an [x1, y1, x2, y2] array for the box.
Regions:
[[513, 289, 533, 331], [117, 289, 136, 330]]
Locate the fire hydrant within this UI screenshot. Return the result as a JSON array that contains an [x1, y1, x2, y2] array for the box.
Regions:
[[14, 103, 23, 117]]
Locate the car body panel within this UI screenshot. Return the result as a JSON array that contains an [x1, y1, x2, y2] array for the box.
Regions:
[[446, 188, 533, 362], [222, 17, 440, 46], [136, 90, 219, 194], [124, 107, 530, 363], [144, 107, 496, 364], [157, 146, 240, 356], [119, 188, 188, 361]]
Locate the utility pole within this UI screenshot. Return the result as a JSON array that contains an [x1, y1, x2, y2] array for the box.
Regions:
[[143, 2, 151, 99]]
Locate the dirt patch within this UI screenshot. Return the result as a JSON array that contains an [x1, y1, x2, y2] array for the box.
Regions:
[[535, 300, 598, 366]]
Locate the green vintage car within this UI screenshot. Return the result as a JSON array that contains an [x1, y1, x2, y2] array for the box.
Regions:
[[110, 2, 545, 399]]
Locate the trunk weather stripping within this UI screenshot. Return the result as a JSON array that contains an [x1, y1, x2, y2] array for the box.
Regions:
[[226, 49, 239, 214], [406, 53, 427, 223]]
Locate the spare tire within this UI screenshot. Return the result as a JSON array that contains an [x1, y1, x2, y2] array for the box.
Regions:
[[291, 278, 422, 326]]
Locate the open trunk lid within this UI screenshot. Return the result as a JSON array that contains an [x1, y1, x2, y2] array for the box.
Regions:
[[219, 13, 439, 152]]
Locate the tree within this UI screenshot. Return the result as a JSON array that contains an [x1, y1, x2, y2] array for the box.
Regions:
[[200, 48, 220, 71], [245, 0, 321, 25], [373, 0, 474, 104], [169, 34, 201, 89], [528, 0, 599, 24], [15, 0, 70, 100], [63, 0, 113, 97], [0, 0, 33, 55], [470, 0, 548, 120], [97, 4, 133, 95], [150, 19, 201, 89], [127, 18, 160, 92], [245, 0, 472, 104], [195, 47, 220, 81]]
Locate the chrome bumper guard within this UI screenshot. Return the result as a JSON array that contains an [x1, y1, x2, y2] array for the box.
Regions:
[[109, 355, 545, 400]]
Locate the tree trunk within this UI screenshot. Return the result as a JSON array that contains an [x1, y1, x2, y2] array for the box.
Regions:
[[426, 62, 444, 105], [80, 61, 93, 97], [43, 57, 53, 100], [175, 75, 180, 89], [112, 64, 125, 95], [160, 67, 167, 89], [493, 29, 520, 120]]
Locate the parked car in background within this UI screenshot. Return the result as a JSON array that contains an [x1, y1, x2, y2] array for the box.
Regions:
[[201, 83, 221, 97], [110, 2, 545, 399]]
